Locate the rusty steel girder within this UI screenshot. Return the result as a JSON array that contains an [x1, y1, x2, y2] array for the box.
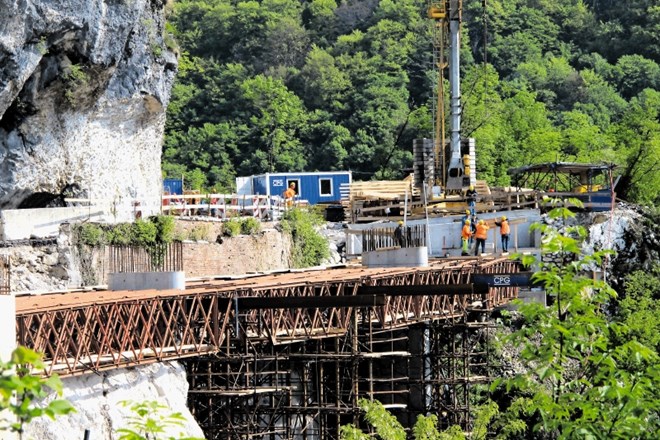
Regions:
[[16, 292, 231, 376], [16, 257, 519, 377]]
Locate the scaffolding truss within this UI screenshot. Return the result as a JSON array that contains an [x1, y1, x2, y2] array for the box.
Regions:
[[185, 259, 519, 439]]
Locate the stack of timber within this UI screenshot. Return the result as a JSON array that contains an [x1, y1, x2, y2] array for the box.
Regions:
[[341, 176, 420, 223]]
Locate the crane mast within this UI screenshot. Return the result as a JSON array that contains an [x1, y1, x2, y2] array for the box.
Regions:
[[427, 1, 472, 193]]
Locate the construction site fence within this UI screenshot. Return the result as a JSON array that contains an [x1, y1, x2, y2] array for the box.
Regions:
[[362, 224, 426, 252], [108, 242, 183, 273], [0, 255, 9, 295], [161, 193, 301, 220]]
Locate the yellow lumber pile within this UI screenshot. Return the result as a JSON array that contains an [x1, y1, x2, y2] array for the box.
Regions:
[[349, 179, 419, 201]]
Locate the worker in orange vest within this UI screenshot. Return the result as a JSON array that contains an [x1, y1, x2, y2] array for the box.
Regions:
[[283, 182, 296, 207], [495, 215, 510, 253], [474, 219, 489, 256], [461, 219, 472, 256]]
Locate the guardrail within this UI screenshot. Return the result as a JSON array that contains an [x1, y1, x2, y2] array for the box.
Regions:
[[161, 193, 307, 220]]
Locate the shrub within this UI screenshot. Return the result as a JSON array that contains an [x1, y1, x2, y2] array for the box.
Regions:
[[76, 223, 104, 246], [131, 219, 158, 246], [188, 224, 210, 241], [62, 64, 88, 106], [106, 223, 134, 246], [281, 208, 329, 268], [223, 219, 241, 237], [149, 215, 175, 243], [240, 217, 261, 235]]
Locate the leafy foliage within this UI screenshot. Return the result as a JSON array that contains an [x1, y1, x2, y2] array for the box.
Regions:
[[340, 398, 497, 440], [240, 217, 262, 235], [164, 0, 660, 203], [280, 207, 329, 268], [494, 198, 660, 438], [76, 222, 104, 247], [74, 216, 177, 247], [0, 347, 75, 435], [616, 266, 660, 352], [116, 400, 204, 440], [187, 224, 210, 242]]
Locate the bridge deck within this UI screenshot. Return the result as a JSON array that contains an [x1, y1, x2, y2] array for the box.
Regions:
[[16, 257, 519, 377]]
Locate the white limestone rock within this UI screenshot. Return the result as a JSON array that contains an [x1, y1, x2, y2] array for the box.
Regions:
[[22, 362, 204, 440], [0, 0, 177, 221]]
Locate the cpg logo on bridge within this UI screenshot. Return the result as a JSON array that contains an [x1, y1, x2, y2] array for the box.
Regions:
[[472, 273, 535, 288], [492, 275, 511, 286]]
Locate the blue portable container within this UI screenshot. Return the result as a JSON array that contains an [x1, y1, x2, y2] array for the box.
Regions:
[[238, 172, 352, 205], [163, 178, 183, 195]]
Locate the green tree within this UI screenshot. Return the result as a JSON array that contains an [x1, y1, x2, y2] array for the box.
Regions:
[[239, 74, 308, 174], [611, 55, 660, 100], [298, 46, 351, 112], [496, 198, 660, 438], [617, 266, 660, 353], [610, 89, 660, 203], [558, 109, 614, 161]]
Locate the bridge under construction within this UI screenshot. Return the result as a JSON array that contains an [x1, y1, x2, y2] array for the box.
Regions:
[[15, 256, 520, 439]]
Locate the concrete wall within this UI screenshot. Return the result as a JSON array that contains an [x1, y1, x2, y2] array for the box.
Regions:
[[362, 246, 428, 268], [108, 271, 185, 291], [348, 209, 542, 257], [0, 207, 108, 240]]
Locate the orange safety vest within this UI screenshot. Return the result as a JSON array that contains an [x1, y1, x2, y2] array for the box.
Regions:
[[475, 223, 489, 239], [501, 220, 510, 235], [283, 188, 296, 199], [461, 224, 472, 240]]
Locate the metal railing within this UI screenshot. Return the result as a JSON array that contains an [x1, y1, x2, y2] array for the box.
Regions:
[[108, 242, 183, 273], [162, 193, 294, 220], [0, 255, 9, 295], [362, 224, 427, 252]]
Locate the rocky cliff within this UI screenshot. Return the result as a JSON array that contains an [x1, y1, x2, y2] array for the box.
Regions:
[[22, 362, 205, 440], [0, 0, 177, 220]]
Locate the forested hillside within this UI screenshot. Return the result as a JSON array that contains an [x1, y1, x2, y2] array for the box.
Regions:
[[163, 0, 660, 204]]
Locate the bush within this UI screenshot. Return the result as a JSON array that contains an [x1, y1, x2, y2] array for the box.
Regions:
[[76, 223, 104, 246], [281, 208, 329, 268], [223, 219, 241, 237], [76, 217, 176, 247], [106, 223, 135, 246], [131, 219, 158, 246], [149, 215, 175, 243], [240, 217, 261, 235], [188, 224, 210, 241]]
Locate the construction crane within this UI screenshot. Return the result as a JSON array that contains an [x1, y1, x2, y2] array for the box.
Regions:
[[427, 1, 475, 194]]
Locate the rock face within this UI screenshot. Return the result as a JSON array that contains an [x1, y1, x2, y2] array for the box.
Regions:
[[22, 362, 205, 440], [0, 0, 177, 220], [582, 203, 660, 290]]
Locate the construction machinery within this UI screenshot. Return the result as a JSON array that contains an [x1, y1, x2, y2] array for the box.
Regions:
[[416, 1, 475, 195]]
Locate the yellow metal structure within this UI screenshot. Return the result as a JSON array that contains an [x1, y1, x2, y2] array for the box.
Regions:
[[428, 1, 449, 189]]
